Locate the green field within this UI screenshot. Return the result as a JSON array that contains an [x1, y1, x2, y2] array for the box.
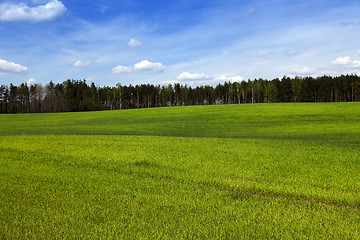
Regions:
[[1, 103, 360, 239]]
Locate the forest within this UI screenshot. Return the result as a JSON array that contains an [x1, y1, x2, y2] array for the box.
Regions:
[[0, 74, 360, 113]]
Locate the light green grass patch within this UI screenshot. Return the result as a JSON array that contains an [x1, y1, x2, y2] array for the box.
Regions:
[[1, 103, 360, 238]]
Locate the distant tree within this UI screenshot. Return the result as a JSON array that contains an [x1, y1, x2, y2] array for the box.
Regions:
[[264, 81, 279, 103], [43, 81, 55, 113], [17, 83, 30, 113], [0, 85, 9, 113], [291, 76, 303, 102], [1, 74, 360, 113], [279, 76, 293, 102]]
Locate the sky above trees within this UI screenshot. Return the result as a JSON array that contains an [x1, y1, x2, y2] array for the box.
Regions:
[[0, 0, 360, 87]]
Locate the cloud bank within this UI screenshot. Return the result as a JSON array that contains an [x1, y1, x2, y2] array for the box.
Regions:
[[352, 60, 360, 68], [218, 75, 245, 83], [0, 59, 27, 75], [0, 0, 67, 23], [291, 67, 315, 75], [331, 56, 352, 65], [176, 72, 212, 81], [332, 56, 360, 68], [112, 65, 133, 74], [112, 60, 166, 74], [165, 73, 245, 87]]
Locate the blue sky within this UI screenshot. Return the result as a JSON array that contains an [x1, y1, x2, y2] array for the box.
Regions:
[[1, 0, 360, 87]]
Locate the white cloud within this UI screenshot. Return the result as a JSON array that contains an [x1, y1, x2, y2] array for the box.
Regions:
[[0, 58, 27, 75], [331, 56, 352, 65], [0, 0, 66, 23], [291, 67, 315, 75], [161, 80, 180, 85], [219, 75, 245, 83], [331, 56, 360, 68], [351, 60, 360, 68], [128, 38, 143, 49], [74, 60, 91, 67], [113, 60, 166, 74], [134, 60, 166, 73], [85, 77, 98, 82], [176, 72, 212, 81], [170, 73, 244, 87], [112, 65, 133, 74], [358, 50, 360, 55], [27, 78, 37, 85]]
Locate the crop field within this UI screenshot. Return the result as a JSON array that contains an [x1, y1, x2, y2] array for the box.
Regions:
[[0, 103, 360, 239]]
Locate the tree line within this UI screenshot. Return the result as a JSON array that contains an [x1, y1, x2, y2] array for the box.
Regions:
[[1, 74, 360, 113]]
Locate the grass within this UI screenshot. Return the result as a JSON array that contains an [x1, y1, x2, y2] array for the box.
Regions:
[[0, 103, 360, 239]]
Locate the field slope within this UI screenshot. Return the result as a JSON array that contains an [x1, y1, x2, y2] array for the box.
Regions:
[[1, 103, 360, 239]]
